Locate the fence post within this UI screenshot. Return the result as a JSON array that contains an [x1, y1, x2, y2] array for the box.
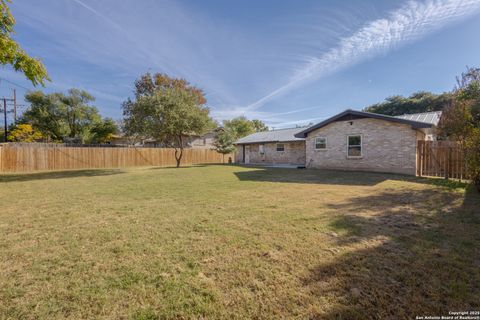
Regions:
[[445, 145, 451, 180], [416, 141, 422, 176]]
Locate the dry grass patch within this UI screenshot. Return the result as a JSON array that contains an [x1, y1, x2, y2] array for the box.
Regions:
[[0, 165, 479, 319]]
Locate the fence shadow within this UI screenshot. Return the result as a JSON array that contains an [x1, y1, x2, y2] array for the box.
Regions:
[[303, 186, 480, 318], [234, 167, 469, 188], [0, 169, 124, 183]]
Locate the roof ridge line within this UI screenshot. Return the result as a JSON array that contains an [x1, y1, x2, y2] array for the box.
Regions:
[[268, 126, 308, 131]]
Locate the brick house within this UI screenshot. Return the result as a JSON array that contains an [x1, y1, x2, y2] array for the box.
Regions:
[[235, 127, 306, 166], [236, 109, 442, 175]]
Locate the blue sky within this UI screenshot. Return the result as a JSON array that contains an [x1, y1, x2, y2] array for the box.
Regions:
[[2, 0, 480, 128]]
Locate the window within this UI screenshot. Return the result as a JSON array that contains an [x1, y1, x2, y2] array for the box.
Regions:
[[259, 144, 265, 154], [276, 143, 285, 152], [347, 135, 362, 157], [315, 137, 327, 150]]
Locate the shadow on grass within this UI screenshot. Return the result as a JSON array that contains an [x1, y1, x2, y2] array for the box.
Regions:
[[304, 185, 480, 318], [234, 167, 470, 189], [148, 164, 222, 170], [0, 169, 124, 183]]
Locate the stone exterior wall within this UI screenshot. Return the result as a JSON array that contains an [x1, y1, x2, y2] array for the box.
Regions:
[[235, 141, 306, 165], [188, 132, 216, 149], [305, 118, 422, 175], [235, 146, 243, 163]]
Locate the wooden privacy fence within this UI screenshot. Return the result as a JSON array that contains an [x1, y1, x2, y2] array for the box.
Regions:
[[417, 140, 467, 180], [0, 143, 232, 173]]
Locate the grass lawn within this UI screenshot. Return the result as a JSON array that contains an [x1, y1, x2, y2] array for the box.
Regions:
[[1, 165, 479, 319]]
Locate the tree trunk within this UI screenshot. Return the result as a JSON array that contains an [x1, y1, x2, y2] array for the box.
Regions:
[[173, 135, 185, 168], [174, 147, 183, 168]]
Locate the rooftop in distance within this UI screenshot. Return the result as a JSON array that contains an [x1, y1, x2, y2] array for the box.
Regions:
[[395, 111, 442, 126]]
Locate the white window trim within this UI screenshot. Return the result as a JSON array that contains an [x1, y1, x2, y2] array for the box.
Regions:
[[346, 134, 363, 158], [276, 143, 285, 152], [314, 136, 327, 150]]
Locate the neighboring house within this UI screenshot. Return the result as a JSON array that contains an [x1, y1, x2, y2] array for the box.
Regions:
[[186, 131, 217, 149], [109, 131, 218, 149], [396, 111, 442, 141], [235, 127, 307, 165], [236, 109, 442, 175], [109, 134, 143, 146]]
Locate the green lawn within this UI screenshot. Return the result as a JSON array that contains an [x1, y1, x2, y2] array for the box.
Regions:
[[1, 165, 479, 319]]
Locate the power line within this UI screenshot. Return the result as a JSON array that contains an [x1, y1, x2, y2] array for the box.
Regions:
[[0, 77, 32, 91]]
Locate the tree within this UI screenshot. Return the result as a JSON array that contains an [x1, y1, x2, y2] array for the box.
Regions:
[[22, 91, 68, 141], [122, 72, 209, 144], [0, 0, 48, 85], [363, 91, 453, 116], [439, 67, 480, 187], [133, 72, 206, 105], [59, 89, 101, 142], [213, 129, 236, 163], [213, 117, 268, 156], [7, 123, 42, 142], [90, 118, 118, 144], [123, 74, 214, 167], [251, 119, 268, 132], [22, 89, 117, 143], [222, 116, 268, 139]]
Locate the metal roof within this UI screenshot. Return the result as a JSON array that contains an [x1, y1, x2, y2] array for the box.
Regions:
[[295, 109, 435, 138], [235, 127, 306, 144], [395, 111, 442, 126]]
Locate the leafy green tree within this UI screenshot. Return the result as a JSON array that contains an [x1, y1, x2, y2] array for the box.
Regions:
[[22, 89, 117, 143], [223, 116, 268, 139], [223, 116, 254, 138], [132, 72, 206, 104], [213, 129, 236, 163], [455, 67, 480, 123], [122, 72, 209, 144], [364, 91, 453, 116], [90, 118, 118, 143], [22, 91, 69, 141], [214, 117, 268, 155], [0, 0, 48, 85], [251, 119, 268, 132], [59, 89, 100, 141], [439, 67, 480, 187], [123, 74, 214, 167]]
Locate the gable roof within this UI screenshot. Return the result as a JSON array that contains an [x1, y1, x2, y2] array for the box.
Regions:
[[395, 111, 442, 126], [295, 109, 435, 138], [235, 127, 306, 145]]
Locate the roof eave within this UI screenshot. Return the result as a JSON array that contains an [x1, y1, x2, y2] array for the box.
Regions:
[[295, 109, 433, 137], [235, 139, 304, 145]]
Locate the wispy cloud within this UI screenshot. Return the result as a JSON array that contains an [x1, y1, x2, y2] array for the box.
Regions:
[[70, 0, 124, 31], [269, 116, 328, 129], [11, 0, 243, 116], [9, 0, 480, 122], [244, 0, 480, 111], [210, 105, 323, 121]]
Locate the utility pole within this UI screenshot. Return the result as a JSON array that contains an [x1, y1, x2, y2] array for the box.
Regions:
[[0, 87, 20, 142], [3, 98, 7, 142], [13, 89, 16, 124]]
